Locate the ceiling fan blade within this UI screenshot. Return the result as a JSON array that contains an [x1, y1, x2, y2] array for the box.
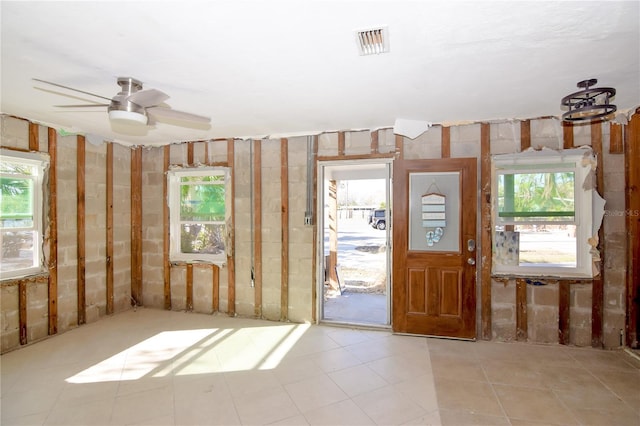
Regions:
[[147, 106, 211, 124], [55, 104, 109, 107], [33, 78, 113, 102], [128, 89, 170, 108]]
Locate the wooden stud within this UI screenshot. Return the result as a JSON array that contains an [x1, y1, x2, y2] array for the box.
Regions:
[[163, 145, 171, 310], [254, 139, 263, 318], [610, 123, 624, 154], [106, 143, 114, 315], [187, 142, 194, 165], [591, 121, 604, 348], [227, 138, 236, 315], [520, 120, 531, 151], [338, 131, 345, 156], [281, 138, 289, 321], [19, 279, 27, 345], [311, 135, 318, 322], [559, 280, 570, 345], [186, 263, 194, 311], [480, 123, 492, 340], [625, 111, 640, 348], [47, 127, 58, 335], [395, 134, 404, 160], [28, 122, 39, 152], [441, 126, 450, 158], [76, 135, 86, 325], [212, 264, 220, 312], [371, 130, 379, 154], [563, 122, 574, 149], [515, 279, 527, 341], [131, 146, 143, 306]]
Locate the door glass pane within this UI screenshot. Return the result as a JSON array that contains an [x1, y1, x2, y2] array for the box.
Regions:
[[409, 172, 460, 252]]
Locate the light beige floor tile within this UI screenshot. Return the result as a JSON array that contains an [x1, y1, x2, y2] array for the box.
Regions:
[[394, 373, 439, 412], [430, 354, 486, 382], [481, 359, 548, 388], [367, 353, 431, 384], [426, 337, 478, 360], [284, 374, 348, 413], [554, 385, 634, 411], [110, 384, 174, 425], [307, 346, 364, 373], [303, 398, 375, 425], [589, 368, 640, 410], [352, 386, 428, 425], [569, 405, 640, 426], [1, 387, 61, 420], [269, 414, 310, 425], [44, 397, 114, 425], [567, 347, 639, 371], [402, 409, 441, 425], [328, 364, 388, 397], [4, 309, 640, 426], [272, 355, 325, 385], [343, 338, 395, 363], [434, 378, 504, 417], [0, 411, 50, 426], [325, 327, 380, 347], [224, 369, 281, 398], [232, 385, 301, 425], [439, 408, 509, 426], [493, 384, 579, 425], [537, 364, 610, 392]]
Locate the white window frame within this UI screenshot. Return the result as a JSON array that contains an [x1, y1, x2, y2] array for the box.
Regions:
[[491, 149, 594, 278], [167, 167, 230, 265], [0, 149, 49, 280]]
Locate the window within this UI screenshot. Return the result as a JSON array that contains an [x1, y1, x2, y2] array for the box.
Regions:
[[1, 149, 49, 279], [168, 168, 230, 264], [492, 149, 594, 278]]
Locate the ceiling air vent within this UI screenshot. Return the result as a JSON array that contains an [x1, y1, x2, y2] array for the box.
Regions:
[[356, 27, 389, 55]]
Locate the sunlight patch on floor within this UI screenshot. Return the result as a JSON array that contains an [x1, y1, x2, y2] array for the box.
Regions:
[[65, 324, 310, 384]]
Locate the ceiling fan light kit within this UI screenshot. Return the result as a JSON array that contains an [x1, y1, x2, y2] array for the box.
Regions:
[[108, 109, 148, 125], [561, 78, 617, 123]]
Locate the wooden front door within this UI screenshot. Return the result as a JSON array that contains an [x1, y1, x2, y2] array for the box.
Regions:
[[392, 158, 477, 338]]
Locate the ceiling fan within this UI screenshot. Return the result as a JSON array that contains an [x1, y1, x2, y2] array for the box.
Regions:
[[33, 77, 211, 126]]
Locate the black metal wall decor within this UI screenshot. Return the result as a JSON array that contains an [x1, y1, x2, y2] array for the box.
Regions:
[[561, 79, 616, 122]]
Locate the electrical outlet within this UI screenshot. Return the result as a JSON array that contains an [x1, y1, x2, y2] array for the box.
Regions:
[[304, 215, 313, 226]]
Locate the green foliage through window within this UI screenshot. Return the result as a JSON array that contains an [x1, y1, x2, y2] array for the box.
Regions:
[[498, 171, 574, 221]]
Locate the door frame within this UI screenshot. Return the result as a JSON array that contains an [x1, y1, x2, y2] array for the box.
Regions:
[[316, 159, 393, 326]]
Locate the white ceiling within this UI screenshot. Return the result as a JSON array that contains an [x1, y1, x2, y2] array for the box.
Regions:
[[1, 1, 639, 147]]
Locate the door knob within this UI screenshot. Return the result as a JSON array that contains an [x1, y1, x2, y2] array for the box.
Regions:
[[467, 257, 476, 265]]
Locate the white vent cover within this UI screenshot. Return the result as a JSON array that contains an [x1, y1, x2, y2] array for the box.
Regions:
[[356, 27, 389, 55]]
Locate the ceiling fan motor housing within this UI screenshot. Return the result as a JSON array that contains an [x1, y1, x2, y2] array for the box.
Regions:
[[108, 77, 148, 124]]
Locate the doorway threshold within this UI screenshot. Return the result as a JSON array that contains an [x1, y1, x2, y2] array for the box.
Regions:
[[319, 319, 391, 331]]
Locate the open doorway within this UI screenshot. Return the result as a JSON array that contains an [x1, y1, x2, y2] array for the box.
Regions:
[[317, 160, 392, 327]]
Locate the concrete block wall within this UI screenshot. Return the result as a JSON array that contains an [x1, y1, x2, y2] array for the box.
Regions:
[[487, 119, 628, 348], [84, 141, 107, 323], [1, 115, 133, 353]]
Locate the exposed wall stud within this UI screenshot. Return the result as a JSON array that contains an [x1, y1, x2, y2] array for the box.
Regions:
[[254, 139, 263, 318], [591, 121, 604, 348], [77, 135, 86, 325], [441, 126, 450, 158], [480, 123, 492, 340], [131, 147, 143, 305], [163, 145, 171, 310], [106, 143, 114, 314], [281, 138, 289, 321], [48, 127, 58, 335], [227, 138, 236, 315]]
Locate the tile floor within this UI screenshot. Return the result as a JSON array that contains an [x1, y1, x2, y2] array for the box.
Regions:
[[1, 308, 639, 426]]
